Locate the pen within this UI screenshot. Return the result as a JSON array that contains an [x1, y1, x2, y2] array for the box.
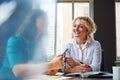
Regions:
[[80, 61, 84, 64], [62, 49, 68, 75], [75, 59, 84, 64], [63, 49, 68, 68]]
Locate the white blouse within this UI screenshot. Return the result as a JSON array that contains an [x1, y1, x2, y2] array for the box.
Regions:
[[62, 38, 102, 71]]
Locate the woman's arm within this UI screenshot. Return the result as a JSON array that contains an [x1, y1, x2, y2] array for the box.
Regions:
[[12, 55, 63, 77], [65, 57, 80, 67], [64, 63, 92, 73], [7, 36, 63, 77], [90, 41, 102, 71], [7, 36, 24, 68]]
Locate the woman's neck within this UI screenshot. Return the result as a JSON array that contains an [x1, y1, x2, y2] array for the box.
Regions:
[[76, 38, 86, 44], [35, 31, 44, 40], [76, 36, 87, 49]]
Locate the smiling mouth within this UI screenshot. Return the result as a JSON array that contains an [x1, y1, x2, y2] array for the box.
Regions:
[[75, 32, 80, 34]]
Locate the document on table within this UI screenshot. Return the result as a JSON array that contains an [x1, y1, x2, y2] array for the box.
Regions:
[[47, 75, 74, 80], [65, 71, 102, 78], [23, 75, 74, 80]]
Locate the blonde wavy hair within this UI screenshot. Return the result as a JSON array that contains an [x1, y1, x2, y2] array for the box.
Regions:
[[73, 16, 96, 40]]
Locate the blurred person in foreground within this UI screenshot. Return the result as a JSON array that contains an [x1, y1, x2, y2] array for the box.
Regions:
[[63, 16, 102, 74], [0, 9, 62, 80]]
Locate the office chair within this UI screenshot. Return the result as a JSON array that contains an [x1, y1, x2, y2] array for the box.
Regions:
[[100, 49, 104, 71]]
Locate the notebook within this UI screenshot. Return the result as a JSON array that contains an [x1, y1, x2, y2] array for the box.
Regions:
[[65, 71, 113, 78], [88, 72, 113, 78]]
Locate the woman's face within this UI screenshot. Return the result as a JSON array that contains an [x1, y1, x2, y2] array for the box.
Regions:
[[36, 17, 46, 33], [73, 19, 87, 38]]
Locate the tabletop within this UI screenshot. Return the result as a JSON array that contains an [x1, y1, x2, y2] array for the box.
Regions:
[[23, 71, 113, 80], [73, 77, 112, 80], [23, 75, 113, 80]]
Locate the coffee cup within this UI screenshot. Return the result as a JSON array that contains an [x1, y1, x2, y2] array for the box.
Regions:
[[112, 66, 120, 80]]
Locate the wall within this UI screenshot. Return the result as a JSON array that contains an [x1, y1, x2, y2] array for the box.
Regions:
[[94, 0, 116, 72]]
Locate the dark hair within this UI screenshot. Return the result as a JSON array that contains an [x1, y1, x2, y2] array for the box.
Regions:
[[16, 9, 47, 42]]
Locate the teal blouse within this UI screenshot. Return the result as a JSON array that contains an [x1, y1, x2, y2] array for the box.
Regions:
[[0, 34, 47, 80]]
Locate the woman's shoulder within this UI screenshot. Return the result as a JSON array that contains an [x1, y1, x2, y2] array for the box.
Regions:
[[92, 39, 101, 44], [7, 34, 24, 44], [89, 39, 101, 47]]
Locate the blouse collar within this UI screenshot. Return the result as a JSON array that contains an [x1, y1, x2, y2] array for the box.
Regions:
[[73, 38, 92, 50]]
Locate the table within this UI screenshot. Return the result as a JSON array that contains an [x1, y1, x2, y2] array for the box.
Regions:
[[73, 77, 112, 80], [23, 71, 113, 80], [23, 75, 113, 80]]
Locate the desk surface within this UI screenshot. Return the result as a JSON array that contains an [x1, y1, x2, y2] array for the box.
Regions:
[[23, 72, 113, 80], [24, 75, 112, 80], [73, 77, 112, 80]]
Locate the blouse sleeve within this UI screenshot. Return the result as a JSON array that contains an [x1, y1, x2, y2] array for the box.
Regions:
[[90, 41, 102, 71], [6, 36, 23, 68]]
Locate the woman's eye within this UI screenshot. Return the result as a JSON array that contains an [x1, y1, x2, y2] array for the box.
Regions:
[[78, 26, 83, 28], [73, 25, 76, 28]]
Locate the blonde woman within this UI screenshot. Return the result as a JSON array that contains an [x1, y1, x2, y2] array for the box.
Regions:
[[63, 16, 102, 73]]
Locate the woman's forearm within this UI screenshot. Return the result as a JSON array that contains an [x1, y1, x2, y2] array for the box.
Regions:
[[12, 64, 30, 77], [12, 56, 63, 77], [12, 63, 48, 77], [64, 66, 78, 73]]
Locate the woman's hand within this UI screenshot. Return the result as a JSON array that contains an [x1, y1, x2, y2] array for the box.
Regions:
[[79, 63, 92, 73], [65, 64, 92, 73], [65, 57, 79, 67], [49, 55, 63, 70], [47, 69, 58, 75]]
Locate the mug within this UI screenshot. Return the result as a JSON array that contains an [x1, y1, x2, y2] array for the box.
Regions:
[[112, 66, 120, 80]]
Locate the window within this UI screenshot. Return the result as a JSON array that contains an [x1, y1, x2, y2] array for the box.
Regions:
[[36, 0, 57, 60], [115, 1, 120, 59], [56, 3, 72, 55], [74, 3, 89, 18], [56, 1, 90, 55]]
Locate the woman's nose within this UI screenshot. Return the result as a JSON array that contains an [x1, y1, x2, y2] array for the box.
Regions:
[[74, 26, 79, 30]]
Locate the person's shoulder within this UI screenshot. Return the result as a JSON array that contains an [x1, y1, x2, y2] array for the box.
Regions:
[[91, 39, 100, 44], [90, 39, 101, 47], [7, 34, 23, 44], [8, 34, 21, 40]]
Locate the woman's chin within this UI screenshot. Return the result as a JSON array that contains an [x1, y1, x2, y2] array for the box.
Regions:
[[74, 35, 80, 37], [73, 34, 79, 36]]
